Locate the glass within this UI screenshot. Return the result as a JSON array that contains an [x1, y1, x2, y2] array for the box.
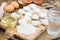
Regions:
[[1, 16, 17, 29], [47, 8, 60, 36]]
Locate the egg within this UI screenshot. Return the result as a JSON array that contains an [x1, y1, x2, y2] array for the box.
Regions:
[[18, 9, 25, 15], [33, 0, 43, 5], [32, 21, 41, 26], [22, 0, 33, 4], [10, 1, 19, 8], [31, 14, 39, 20], [16, 24, 36, 35], [18, 0, 24, 4], [4, 5, 14, 13]]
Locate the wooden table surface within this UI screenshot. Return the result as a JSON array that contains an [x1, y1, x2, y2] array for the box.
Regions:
[[36, 31, 60, 40]]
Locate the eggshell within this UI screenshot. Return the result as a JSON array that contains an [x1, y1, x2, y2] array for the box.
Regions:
[[18, 0, 24, 4], [22, 0, 33, 4], [33, 0, 43, 5], [10, 1, 19, 8], [18, 0, 28, 6], [4, 5, 14, 13]]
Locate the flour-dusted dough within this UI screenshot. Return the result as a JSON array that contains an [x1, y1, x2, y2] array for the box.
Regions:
[[18, 19, 27, 25], [40, 18, 48, 25], [31, 14, 39, 19], [11, 12, 19, 19], [23, 6, 31, 11], [16, 24, 36, 35], [39, 9, 48, 18], [29, 4, 37, 9], [18, 9, 25, 15], [32, 21, 41, 26]]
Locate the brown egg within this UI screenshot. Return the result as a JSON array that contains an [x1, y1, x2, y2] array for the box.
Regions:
[[10, 1, 19, 9], [5, 5, 14, 13], [22, 0, 33, 4], [33, 0, 43, 5]]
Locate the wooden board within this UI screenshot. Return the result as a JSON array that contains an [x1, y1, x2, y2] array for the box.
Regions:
[[5, 25, 47, 40]]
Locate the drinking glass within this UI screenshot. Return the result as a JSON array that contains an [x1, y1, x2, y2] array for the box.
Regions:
[[47, 8, 60, 36]]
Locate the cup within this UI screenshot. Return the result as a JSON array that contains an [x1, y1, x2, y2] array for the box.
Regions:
[[47, 8, 60, 36]]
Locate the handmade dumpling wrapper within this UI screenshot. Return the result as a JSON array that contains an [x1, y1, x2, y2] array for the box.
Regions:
[[16, 24, 36, 35], [40, 19, 48, 25], [39, 9, 48, 18], [32, 21, 41, 26], [29, 4, 37, 9], [23, 6, 31, 11], [31, 14, 39, 20], [11, 12, 19, 19], [18, 9, 25, 15]]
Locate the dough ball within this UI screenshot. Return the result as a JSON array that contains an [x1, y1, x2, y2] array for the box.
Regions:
[[4, 5, 14, 13], [10, 1, 19, 8]]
